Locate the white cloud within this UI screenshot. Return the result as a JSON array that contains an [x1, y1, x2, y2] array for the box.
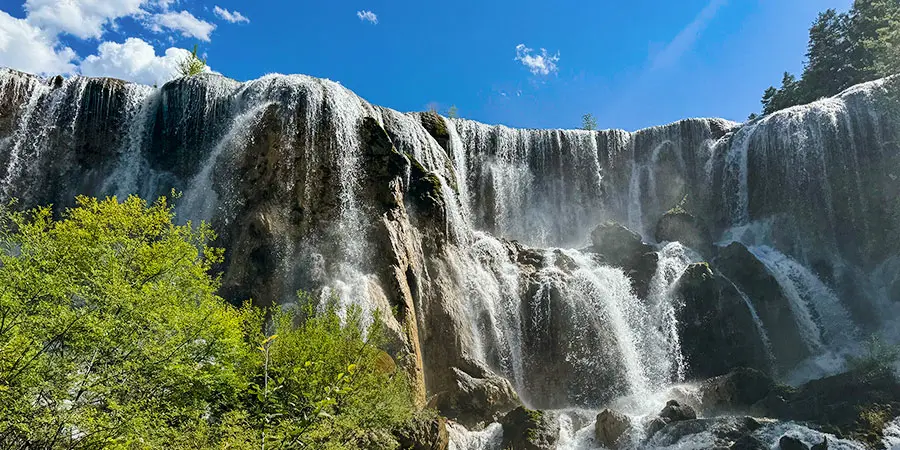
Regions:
[[79, 37, 202, 85], [214, 6, 249, 24], [356, 10, 378, 24], [151, 11, 216, 41], [514, 44, 559, 76], [0, 11, 77, 74], [650, 0, 727, 71], [23, 0, 148, 40]]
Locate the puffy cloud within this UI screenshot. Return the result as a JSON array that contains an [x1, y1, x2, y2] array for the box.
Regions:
[[150, 11, 215, 41], [0, 11, 77, 74], [79, 37, 198, 86], [356, 10, 378, 24], [514, 44, 559, 76], [213, 6, 249, 24], [23, 0, 148, 39]]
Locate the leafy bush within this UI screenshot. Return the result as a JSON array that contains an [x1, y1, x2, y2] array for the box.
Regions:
[[0, 195, 415, 449]]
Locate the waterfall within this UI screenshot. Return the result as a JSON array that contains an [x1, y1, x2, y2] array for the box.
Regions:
[[1, 68, 899, 450]]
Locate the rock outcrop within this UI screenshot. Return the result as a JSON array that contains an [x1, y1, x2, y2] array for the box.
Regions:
[[716, 242, 810, 373], [588, 221, 658, 298], [655, 208, 714, 258], [673, 263, 772, 379], [595, 408, 632, 449], [394, 414, 450, 450], [500, 407, 560, 450]]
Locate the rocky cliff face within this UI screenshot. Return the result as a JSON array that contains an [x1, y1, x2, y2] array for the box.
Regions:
[[1, 67, 899, 419]]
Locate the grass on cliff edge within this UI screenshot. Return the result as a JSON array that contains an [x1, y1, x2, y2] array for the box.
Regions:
[[0, 194, 415, 449]]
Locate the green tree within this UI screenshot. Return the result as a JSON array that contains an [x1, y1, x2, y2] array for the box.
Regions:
[[447, 105, 459, 119], [249, 298, 415, 449], [0, 195, 417, 449], [802, 9, 855, 101], [178, 44, 208, 77], [0, 195, 254, 448], [582, 113, 597, 131]]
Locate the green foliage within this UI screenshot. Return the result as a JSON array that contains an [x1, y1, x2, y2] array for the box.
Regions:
[[0, 195, 253, 448], [582, 113, 597, 131], [759, 1, 900, 115], [846, 334, 900, 374], [0, 196, 415, 449], [251, 299, 414, 449], [447, 105, 459, 119], [177, 44, 208, 77]]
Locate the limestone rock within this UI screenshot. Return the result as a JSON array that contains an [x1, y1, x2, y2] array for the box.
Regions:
[[419, 111, 450, 151], [779, 436, 808, 450], [673, 262, 772, 379], [595, 408, 631, 449], [716, 242, 810, 372], [430, 367, 521, 427], [659, 400, 697, 423], [394, 414, 450, 450], [730, 434, 769, 450], [760, 367, 900, 448], [655, 209, 714, 258], [698, 367, 776, 414], [500, 407, 560, 450], [588, 221, 658, 298], [647, 416, 763, 449]]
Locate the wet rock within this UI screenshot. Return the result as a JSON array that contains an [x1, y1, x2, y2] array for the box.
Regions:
[[659, 400, 697, 422], [394, 414, 450, 450], [648, 416, 763, 449], [595, 408, 631, 449], [645, 417, 668, 438], [674, 263, 772, 379], [759, 367, 900, 448], [811, 437, 828, 450], [698, 367, 776, 414], [655, 209, 714, 258], [730, 434, 769, 450], [430, 367, 521, 428], [779, 435, 808, 450], [500, 407, 559, 450], [716, 242, 811, 373], [588, 221, 658, 298], [419, 111, 450, 152]]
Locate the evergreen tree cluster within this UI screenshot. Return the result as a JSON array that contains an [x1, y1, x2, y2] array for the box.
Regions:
[[759, 0, 900, 116]]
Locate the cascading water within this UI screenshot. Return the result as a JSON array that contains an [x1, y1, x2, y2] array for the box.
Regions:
[[1, 67, 898, 449]]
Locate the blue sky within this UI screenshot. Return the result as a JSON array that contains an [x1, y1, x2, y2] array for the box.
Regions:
[[0, 0, 852, 130]]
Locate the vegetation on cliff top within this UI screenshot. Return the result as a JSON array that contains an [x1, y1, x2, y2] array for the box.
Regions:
[[758, 0, 900, 116], [0, 195, 415, 449]]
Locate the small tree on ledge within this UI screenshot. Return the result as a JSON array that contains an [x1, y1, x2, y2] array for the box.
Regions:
[[177, 44, 207, 77], [582, 113, 597, 131]]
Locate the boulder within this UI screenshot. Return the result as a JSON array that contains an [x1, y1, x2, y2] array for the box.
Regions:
[[430, 367, 521, 427], [659, 400, 697, 423], [394, 414, 450, 450], [589, 222, 658, 298], [698, 367, 776, 414], [595, 408, 631, 449], [730, 434, 769, 450], [500, 407, 560, 450], [647, 416, 763, 449], [716, 242, 810, 372], [655, 209, 714, 257], [779, 436, 808, 450], [759, 367, 900, 448], [673, 263, 772, 379]]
